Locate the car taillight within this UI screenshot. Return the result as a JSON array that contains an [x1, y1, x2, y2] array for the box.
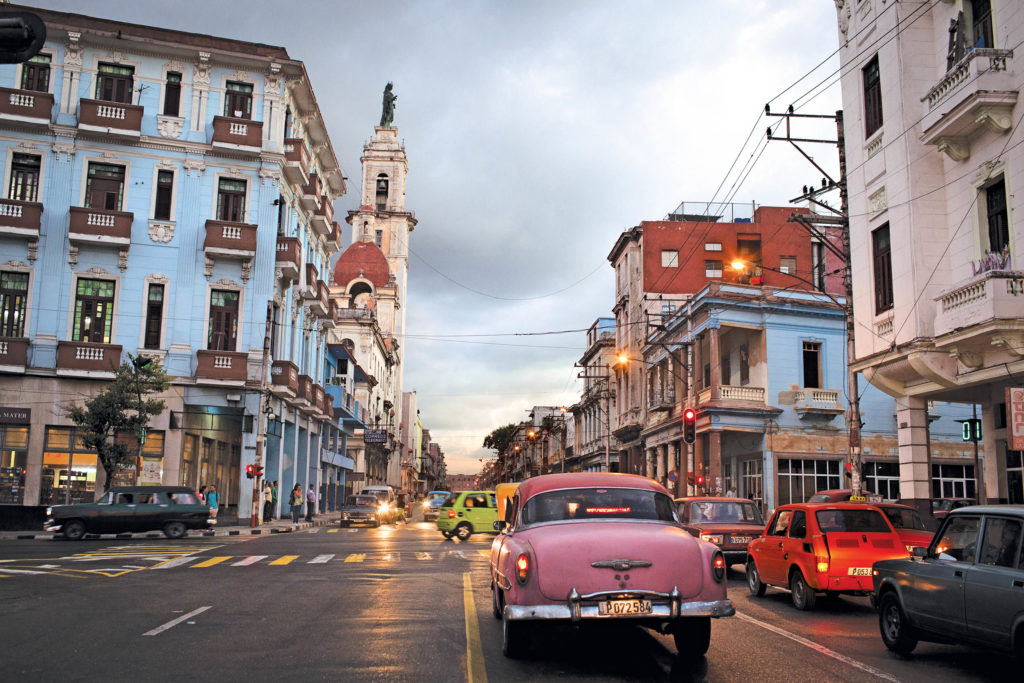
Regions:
[[516, 553, 529, 584], [817, 560, 829, 573], [447, 509, 456, 519], [712, 551, 725, 582]]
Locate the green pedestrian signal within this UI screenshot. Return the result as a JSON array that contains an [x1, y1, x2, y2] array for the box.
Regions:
[[139, 427, 147, 445], [960, 419, 981, 442]]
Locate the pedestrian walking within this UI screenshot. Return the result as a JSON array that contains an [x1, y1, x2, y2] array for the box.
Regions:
[[198, 485, 207, 505], [289, 484, 303, 526], [206, 485, 220, 522], [262, 480, 273, 522], [305, 484, 316, 522], [271, 481, 279, 519]]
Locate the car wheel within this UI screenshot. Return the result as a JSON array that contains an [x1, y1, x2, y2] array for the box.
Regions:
[[162, 521, 187, 539], [456, 523, 472, 541], [879, 592, 918, 655], [502, 603, 526, 658], [374, 520, 381, 528], [789, 570, 817, 611], [491, 581, 502, 619], [673, 617, 711, 659], [441, 530, 453, 539], [62, 519, 86, 541], [746, 559, 766, 597]]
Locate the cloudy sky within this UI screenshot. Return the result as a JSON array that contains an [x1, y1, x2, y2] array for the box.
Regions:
[[35, 0, 843, 475]]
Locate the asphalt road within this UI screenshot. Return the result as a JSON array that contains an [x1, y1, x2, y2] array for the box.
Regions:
[[0, 514, 1019, 682]]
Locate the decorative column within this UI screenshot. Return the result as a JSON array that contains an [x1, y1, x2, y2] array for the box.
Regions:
[[656, 444, 667, 484], [709, 323, 721, 401], [896, 396, 932, 509], [708, 431, 722, 495]]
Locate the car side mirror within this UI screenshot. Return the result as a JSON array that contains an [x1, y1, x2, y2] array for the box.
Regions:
[[493, 520, 507, 532], [912, 546, 928, 558]]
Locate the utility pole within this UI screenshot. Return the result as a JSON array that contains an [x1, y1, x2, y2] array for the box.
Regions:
[[252, 301, 273, 528], [766, 106, 863, 497]]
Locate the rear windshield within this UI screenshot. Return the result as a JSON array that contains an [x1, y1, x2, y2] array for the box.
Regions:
[[807, 494, 831, 503], [688, 501, 763, 525], [440, 494, 457, 508], [520, 487, 677, 526], [428, 492, 449, 502], [815, 508, 891, 533], [881, 507, 927, 531], [347, 495, 377, 507]]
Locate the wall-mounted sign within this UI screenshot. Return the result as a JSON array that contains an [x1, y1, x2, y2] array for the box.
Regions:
[[363, 429, 387, 444], [349, 471, 365, 482], [0, 407, 30, 424], [1008, 387, 1024, 451]]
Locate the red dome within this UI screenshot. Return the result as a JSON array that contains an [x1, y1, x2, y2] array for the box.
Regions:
[[333, 242, 390, 288]]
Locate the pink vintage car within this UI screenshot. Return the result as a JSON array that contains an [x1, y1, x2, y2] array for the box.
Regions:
[[489, 472, 734, 659]]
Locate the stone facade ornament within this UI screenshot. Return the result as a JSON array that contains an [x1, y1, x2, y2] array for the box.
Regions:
[[157, 116, 183, 139], [194, 52, 212, 86], [184, 158, 206, 176], [204, 257, 214, 279], [52, 141, 75, 162], [834, 0, 851, 40], [229, 70, 251, 83], [147, 273, 170, 284], [118, 248, 129, 272], [241, 259, 252, 283], [65, 32, 82, 67], [259, 168, 281, 184], [868, 186, 887, 215], [266, 63, 283, 93], [148, 221, 175, 243], [937, 137, 970, 162], [67, 245, 78, 268], [83, 266, 113, 277], [976, 108, 1013, 134]]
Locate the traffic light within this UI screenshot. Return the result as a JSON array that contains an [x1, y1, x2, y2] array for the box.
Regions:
[[961, 418, 982, 443], [255, 465, 264, 479], [696, 474, 705, 487], [683, 408, 696, 444], [245, 464, 255, 479], [844, 462, 853, 481]]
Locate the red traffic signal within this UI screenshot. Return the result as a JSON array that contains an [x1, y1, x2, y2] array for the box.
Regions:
[[696, 474, 705, 486], [245, 464, 255, 479], [255, 465, 264, 479], [683, 408, 696, 444]]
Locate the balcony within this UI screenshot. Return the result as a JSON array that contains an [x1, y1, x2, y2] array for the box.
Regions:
[[276, 237, 301, 280], [68, 207, 133, 246], [56, 341, 122, 378], [933, 270, 1024, 338], [0, 87, 54, 126], [336, 307, 374, 321], [314, 384, 327, 419], [698, 385, 766, 405], [301, 263, 319, 299], [270, 359, 299, 397], [0, 199, 43, 239], [648, 390, 676, 413], [921, 49, 1016, 161], [297, 374, 316, 412], [204, 220, 257, 259], [211, 116, 263, 153], [301, 173, 323, 212], [310, 195, 333, 236], [794, 388, 843, 419], [0, 337, 28, 373], [283, 138, 309, 185], [78, 98, 143, 137], [327, 221, 343, 252], [195, 350, 248, 385], [308, 280, 329, 317], [321, 300, 337, 330]]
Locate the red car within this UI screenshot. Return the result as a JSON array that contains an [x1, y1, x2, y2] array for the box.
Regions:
[[675, 497, 765, 567], [872, 503, 933, 553], [490, 473, 734, 659], [746, 503, 910, 610]]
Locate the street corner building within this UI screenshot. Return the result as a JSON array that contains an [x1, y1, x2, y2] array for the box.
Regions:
[[0, 5, 358, 523]]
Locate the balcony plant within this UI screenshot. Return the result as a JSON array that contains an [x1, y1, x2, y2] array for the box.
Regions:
[[972, 247, 1010, 276]]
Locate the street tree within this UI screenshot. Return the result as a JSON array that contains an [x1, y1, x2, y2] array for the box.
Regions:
[[66, 353, 170, 488], [483, 423, 518, 456]]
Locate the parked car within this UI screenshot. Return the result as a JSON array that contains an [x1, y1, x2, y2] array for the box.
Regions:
[[422, 490, 450, 521], [872, 503, 933, 553], [359, 485, 398, 524], [929, 498, 976, 521], [873, 505, 1024, 657], [339, 494, 382, 528], [746, 502, 910, 610], [437, 490, 498, 540], [490, 473, 734, 659], [675, 496, 765, 567], [43, 486, 212, 540]]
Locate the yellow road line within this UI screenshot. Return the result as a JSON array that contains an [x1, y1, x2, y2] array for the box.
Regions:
[[270, 555, 298, 565], [462, 572, 487, 683], [191, 556, 232, 568], [327, 529, 339, 533], [478, 550, 489, 558], [343, 553, 366, 563], [416, 552, 431, 560]]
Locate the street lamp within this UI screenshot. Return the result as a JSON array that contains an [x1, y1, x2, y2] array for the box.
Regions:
[[130, 353, 152, 486]]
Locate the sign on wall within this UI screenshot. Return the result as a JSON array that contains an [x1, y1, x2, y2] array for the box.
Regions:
[[363, 429, 387, 444], [0, 407, 30, 424], [1008, 387, 1024, 451]]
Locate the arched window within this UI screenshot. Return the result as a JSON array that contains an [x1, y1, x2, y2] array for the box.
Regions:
[[375, 173, 389, 211], [349, 282, 372, 308]]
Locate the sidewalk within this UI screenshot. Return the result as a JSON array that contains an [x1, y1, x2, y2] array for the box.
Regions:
[[0, 512, 340, 541]]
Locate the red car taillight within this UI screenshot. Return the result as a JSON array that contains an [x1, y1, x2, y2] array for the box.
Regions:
[[516, 553, 529, 584], [447, 509, 456, 519], [712, 551, 725, 583]]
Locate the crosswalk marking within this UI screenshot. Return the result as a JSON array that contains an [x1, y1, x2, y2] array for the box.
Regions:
[[380, 552, 400, 562], [308, 554, 334, 564], [344, 553, 366, 563], [191, 556, 231, 568], [416, 552, 431, 561], [478, 550, 490, 558], [231, 555, 267, 566], [450, 551, 466, 560], [308, 529, 320, 534], [327, 529, 339, 533], [152, 556, 196, 570], [270, 555, 298, 566]]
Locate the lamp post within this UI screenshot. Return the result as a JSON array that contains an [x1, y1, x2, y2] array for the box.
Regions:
[[129, 353, 152, 487]]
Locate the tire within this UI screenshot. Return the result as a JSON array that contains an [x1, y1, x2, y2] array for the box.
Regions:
[[673, 617, 711, 659], [162, 521, 187, 539], [441, 530, 453, 539], [789, 569, 817, 611], [502, 603, 526, 658], [373, 520, 381, 528], [746, 559, 766, 597], [455, 523, 472, 541], [491, 581, 502, 619], [879, 592, 918, 655], [62, 519, 86, 541]]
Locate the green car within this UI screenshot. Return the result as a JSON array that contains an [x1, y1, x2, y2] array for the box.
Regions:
[[436, 490, 498, 541]]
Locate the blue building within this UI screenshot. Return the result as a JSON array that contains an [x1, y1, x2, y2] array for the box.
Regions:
[[0, 7, 350, 518]]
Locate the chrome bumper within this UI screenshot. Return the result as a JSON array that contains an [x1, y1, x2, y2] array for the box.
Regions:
[[505, 587, 735, 622], [43, 522, 62, 532]]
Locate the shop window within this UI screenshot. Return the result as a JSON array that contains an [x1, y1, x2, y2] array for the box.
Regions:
[[143, 283, 164, 349], [95, 63, 134, 104], [180, 434, 198, 488], [85, 162, 126, 211], [163, 72, 181, 117], [0, 425, 29, 504], [224, 81, 252, 119], [778, 458, 840, 506], [802, 341, 822, 389], [931, 463, 976, 499], [1007, 450, 1023, 505], [741, 458, 762, 506], [0, 270, 29, 337], [41, 427, 98, 506], [982, 176, 1009, 255], [20, 53, 50, 92], [8, 153, 40, 202], [217, 178, 246, 222], [661, 250, 679, 267], [208, 289, 239, 351], [872, 223, 893, 313], [863, 55, 883, 138], [864, 461, 900, 500], [705, 260, 722, 278], [72, 278, 115, 344], [154, 170, 174, 220]]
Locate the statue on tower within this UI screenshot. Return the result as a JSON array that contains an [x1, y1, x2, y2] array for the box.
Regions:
[[379, 82, 397, 127]]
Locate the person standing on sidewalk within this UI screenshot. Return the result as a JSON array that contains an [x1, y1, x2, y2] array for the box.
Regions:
[[305, 484, 316, 522], [206, 485, 220, 522], [262, 480, 273, 522], [271, 481, 279, 519], [289, 484, 303, 526]]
